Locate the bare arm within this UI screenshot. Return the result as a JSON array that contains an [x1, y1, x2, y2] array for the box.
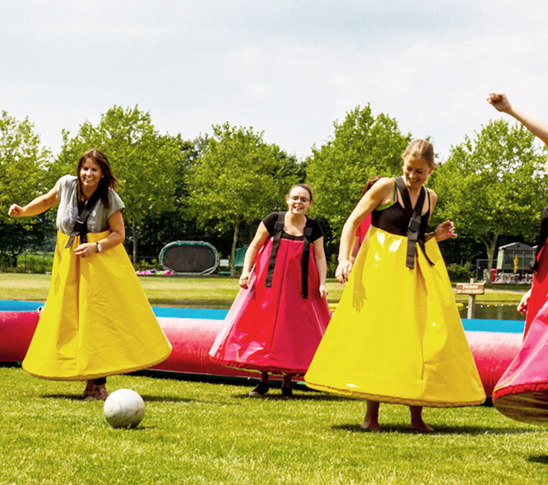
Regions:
[[349, 235, 361, 264], [313, 236, 328, 298], [8, 185, 59, 217], [239, 222, 270, 289], [335, 178, 394, 283], [74, 210, 126, 257], [487, 92, 548, 148]]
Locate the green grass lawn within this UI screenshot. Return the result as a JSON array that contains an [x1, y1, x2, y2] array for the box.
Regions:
[[0, 273, 527, 308], [0, 274, 542, 483], [1, 367, 548, 484]]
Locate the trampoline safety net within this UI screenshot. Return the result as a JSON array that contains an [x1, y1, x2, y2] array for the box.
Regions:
[[159, 241, 219, 275]]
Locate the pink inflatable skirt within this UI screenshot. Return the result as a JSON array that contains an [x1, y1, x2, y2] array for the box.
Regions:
[[209, 237, 331, 376], [493, 246, 548, 423]]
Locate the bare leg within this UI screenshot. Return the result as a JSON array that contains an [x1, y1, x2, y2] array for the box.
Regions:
[[361, 400, 380, 430], [282, 375, 291, 388], [260, 372, 269, 384], [409, 406, 433, 432]]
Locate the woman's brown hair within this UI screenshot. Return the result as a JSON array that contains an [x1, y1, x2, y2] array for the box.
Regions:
[[76, 149, 119, 208], [287, 183, 314, 202]]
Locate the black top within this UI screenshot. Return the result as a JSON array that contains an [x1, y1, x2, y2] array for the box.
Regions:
[[371, 177, 433, 269], [262, 212, 324, 242], [371, 181, 431, 236]]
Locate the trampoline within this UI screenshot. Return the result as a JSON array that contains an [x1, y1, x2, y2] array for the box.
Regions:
[[159, 241, 219, 275]]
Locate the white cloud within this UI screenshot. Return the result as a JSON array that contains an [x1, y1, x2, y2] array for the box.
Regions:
[[1, 0, 548, 162]]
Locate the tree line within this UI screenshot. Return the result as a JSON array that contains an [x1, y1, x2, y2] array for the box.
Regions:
[[1, 104, 546, 277]]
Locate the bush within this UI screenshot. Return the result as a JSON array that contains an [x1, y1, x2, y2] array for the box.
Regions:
[[134, 258, 162, 271], [327, 254, 338, 279], [446, 262, 474, 283], [0, 253, 54, 274]]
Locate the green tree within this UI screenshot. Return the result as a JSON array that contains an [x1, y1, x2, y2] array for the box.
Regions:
[[306, 104, 411, 255], [0, 111, 52, 266], [51, 106, 181, 264], [189, 123, 302, 276], [431, 119, 547, 274], [136, 136, 215, 260]]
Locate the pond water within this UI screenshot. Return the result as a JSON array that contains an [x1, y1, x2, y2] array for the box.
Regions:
[[458, 303, 525, 322], [0, 300, 229, 320]]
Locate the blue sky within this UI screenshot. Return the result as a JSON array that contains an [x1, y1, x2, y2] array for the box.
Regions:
[[2, 1, 548, 161]]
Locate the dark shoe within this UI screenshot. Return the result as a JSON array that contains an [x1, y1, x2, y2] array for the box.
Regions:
[[82, 380, 95, 399], [249, 382, 269, 397], [84, 385, 109, 401], [282, 387, 293, 399]]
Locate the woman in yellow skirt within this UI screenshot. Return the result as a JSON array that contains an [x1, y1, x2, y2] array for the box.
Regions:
[[9, 149, 171, 400], [305, 140, 485, 431]]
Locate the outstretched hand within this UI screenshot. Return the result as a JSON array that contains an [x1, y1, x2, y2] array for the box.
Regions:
[[319, 284, 329, 299], [335, 259, 352, 284], [239, 271, 252, 289], [487, 93, 511, 113], [8, 204, 23, 217], [434, 220, 457, 242], [517, 288, 531, 316]]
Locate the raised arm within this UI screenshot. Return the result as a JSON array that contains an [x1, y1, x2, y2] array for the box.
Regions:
[[487, 93, 548, 148], [8, 185, 59, 218]]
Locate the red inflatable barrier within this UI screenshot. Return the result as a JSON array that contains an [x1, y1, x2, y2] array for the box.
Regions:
[[0, 311, 40, 362], [465, 331, 522, 397], [149, 317, 259, 379], [0, 310, 522, 395]]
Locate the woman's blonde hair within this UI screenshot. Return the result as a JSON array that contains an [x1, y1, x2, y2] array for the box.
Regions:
[[402, 139, 436, 168]]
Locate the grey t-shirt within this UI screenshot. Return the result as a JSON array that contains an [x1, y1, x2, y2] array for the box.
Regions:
[[55, 175, 125, 235]]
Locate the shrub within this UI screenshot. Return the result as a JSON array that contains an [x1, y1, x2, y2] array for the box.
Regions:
[[446, 262, 474, 283], [134, 258, 162, 271]]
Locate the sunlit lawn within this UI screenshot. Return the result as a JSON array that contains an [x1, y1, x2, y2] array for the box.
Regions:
[[2, 367, 548, 484], [0, 273, 542, 483], [0, 273, 526, 308]]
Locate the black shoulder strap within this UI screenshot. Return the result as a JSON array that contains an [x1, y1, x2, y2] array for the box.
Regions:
[[394, 177, 433, 269], [264, 213, 314, 299], [265, 212, 285, 287], [65, 190, 101, 249], [394, 177, 414, 220], [300, 218, 314, 299]]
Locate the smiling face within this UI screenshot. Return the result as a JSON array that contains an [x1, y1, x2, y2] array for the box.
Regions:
[[402, 155, 434, 190], [79, 157, 104, 194], [286, 186, 312, 216]]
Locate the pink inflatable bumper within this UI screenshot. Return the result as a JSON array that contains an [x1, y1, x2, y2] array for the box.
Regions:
[[0, 310, 522, 395]]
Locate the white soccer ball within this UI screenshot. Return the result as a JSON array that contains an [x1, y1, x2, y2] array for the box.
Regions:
[[103, 389, 145, 429]]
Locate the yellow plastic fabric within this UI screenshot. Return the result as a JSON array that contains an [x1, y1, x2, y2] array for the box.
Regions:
[[305, 227, 485, 407], [23, 231, 172, 381]]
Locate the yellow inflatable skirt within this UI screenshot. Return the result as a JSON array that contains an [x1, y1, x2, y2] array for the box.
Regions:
[[305, 227, 485, 407], [23, 231, 172, 381]]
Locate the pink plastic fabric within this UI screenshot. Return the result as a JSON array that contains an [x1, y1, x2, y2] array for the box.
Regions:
[[493, 244, 548, 423], [209, 237, 331, 376], [355, 215, 372, 245]]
